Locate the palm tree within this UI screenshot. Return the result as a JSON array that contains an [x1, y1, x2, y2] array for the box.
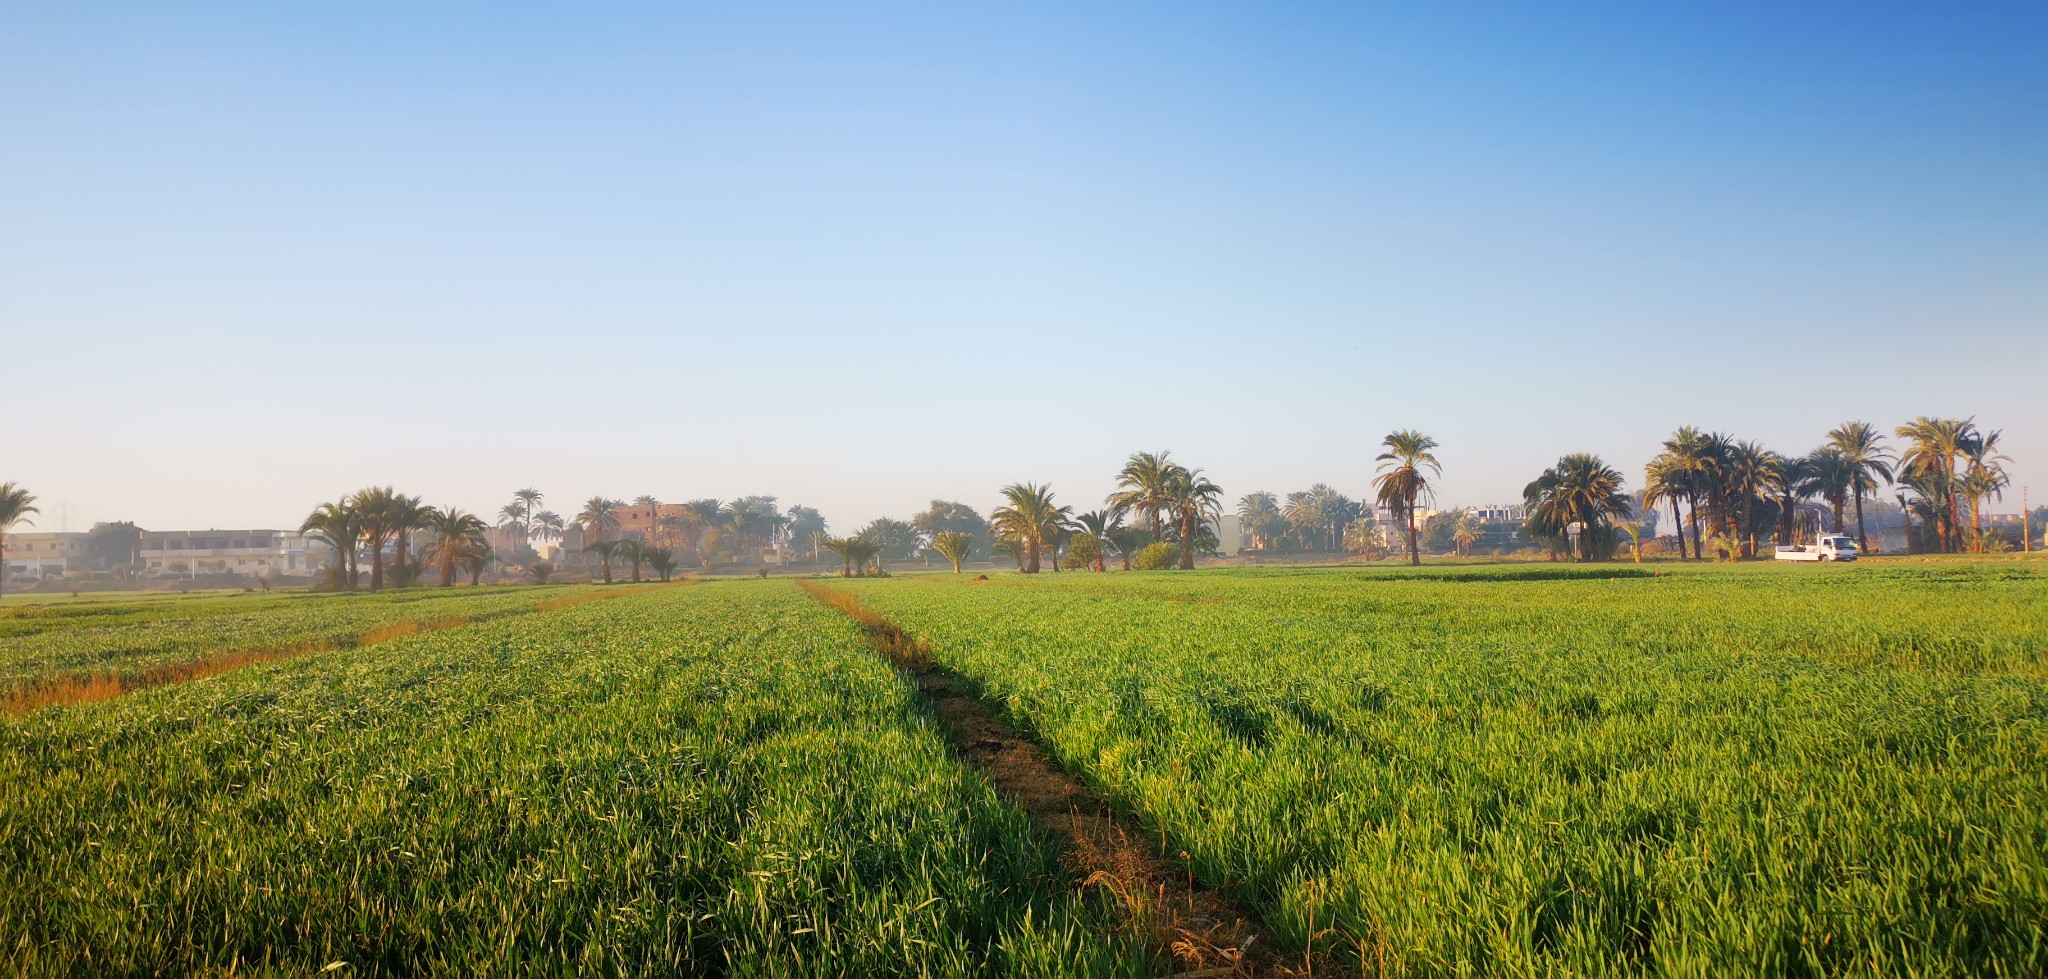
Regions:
[[1961, 430, 2010, 550], [1802, 448, 1855, 535], [530, 511, 565, 554], [1373, 430, 1441, 566], [586, 540, 620, 584], [820, 535, 879, 577], [1775, 454, 1820, 546], [1109, 451, 1176, 541], [931, 530, 974, 573], [300, 498, 360, 589], [990, 482, 1069, 574], [1073, 510, 1119, 572], [1656, 427, 1717, 559], [1236, 492, 1282, 550], [618, 539, 649, 583], [1341, 518, 1384, 559], [646, 549, 677, 582], [1449, 512, 1482, 557], [422, 506, 490, 587], [1642, 455, 1692, 560], [0, 483, 40, 603], [497, 502, 530, 555], [1105, 525, 1149, 572], [514, 488, 544, 546], [1826, 422, 1893, 552], [1897, 417, 1980, 552], [1163, 467, 1224, 569], [386, 493, 429, 587], [1522, 454, 1633, 561], [529, 562, 553, 585], [1721, 442, 1784, 557], [350, 486, 407, 591], [575, 497, 620, 571], [1282, 491, 1319, 550]]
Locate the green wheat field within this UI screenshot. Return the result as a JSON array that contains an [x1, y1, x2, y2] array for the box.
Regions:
[[2, 562, 2043, 976]]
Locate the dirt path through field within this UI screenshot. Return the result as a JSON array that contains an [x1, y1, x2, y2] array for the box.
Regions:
[[799, 579, 1344, 978]]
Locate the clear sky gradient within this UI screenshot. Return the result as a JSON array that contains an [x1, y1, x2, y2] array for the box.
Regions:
[[4, 3, 2043, 533]]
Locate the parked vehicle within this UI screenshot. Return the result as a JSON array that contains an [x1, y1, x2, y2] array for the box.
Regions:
[[1775, 534, 1859, 562]]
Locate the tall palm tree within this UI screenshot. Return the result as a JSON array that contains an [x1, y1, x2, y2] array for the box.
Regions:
[[1236, 492, 1281, 550], [1826, 421, 1893, 552], [618, 539, 649, 583], [586, 540, 620, 585], [497, 502, 529, 553], [1163, 467, 1224, 569], [422, 507, 490, 587], [1961, 429, 2010, 550], [1658, 427, 1717, 559], [1109, 451, 1177, 541], [348, 486, 408, 591], [990, 482, 1070, 574], [1523, 454, 1633, 561], [1282, 491, 1319, 549], [299, 498, 360, 589], [530, 511, 565, 553], [575, 497, 620, 571], [1775, 454, 1820, 546], [386, 493, 429, 586], [0, 483, 40, 603], [514, 488, 544, 546], [1802, 448, 1855, 534], [1721, 442, 1784, 557], [1897, 417, 1976, 552], [1373, 430, 1441, 566], [1641, 455, 1692, 560]]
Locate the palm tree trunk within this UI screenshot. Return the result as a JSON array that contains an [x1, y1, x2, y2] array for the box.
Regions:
[[1406, 501, 1420, 566], [370, 545, 385, 591], [440, 559, 454, 587], [1180, 514, 1197, 570], [1669, 498, 1687, 560], [1853, 491, 1869, 551]]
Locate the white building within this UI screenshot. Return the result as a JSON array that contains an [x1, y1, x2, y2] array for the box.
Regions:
[[3, 532, 93, 580], [139, 530, 328, 577]]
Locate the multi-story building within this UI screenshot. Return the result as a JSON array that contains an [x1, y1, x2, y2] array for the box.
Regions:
[[139, 530, 329, 577], [2, 532, 93, 579], [612, 503, 694, 545]]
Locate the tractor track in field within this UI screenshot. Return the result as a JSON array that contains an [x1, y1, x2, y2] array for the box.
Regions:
[[799, 579, 1345, 979]]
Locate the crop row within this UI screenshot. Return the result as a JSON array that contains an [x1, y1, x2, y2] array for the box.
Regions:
[[838, 565, 2048, 976], [0, 582, 1138, 977], [0, 585, 598, 696]]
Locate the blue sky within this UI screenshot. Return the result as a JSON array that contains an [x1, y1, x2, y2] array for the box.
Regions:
[[4, 3, 2043, 533]]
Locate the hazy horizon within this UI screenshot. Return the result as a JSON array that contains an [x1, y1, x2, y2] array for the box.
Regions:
[[6, 3, 2043, 535]]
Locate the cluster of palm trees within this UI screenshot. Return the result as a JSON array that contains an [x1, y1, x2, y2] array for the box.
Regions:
[[1235, 486, 1369, 555], [299, 487, 494, 590], [495, 491, 818, 580], [1642, 418, 2011, 559], [1523, 454, 1634, 561]]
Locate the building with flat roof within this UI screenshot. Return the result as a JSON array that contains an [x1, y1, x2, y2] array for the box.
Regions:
[[139, 529, 329, 577], [3, 532, 93, 580]]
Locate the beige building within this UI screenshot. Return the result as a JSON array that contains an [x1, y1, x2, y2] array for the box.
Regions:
[[3, 532, 93, 580], [140, 530, 329, 577]]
